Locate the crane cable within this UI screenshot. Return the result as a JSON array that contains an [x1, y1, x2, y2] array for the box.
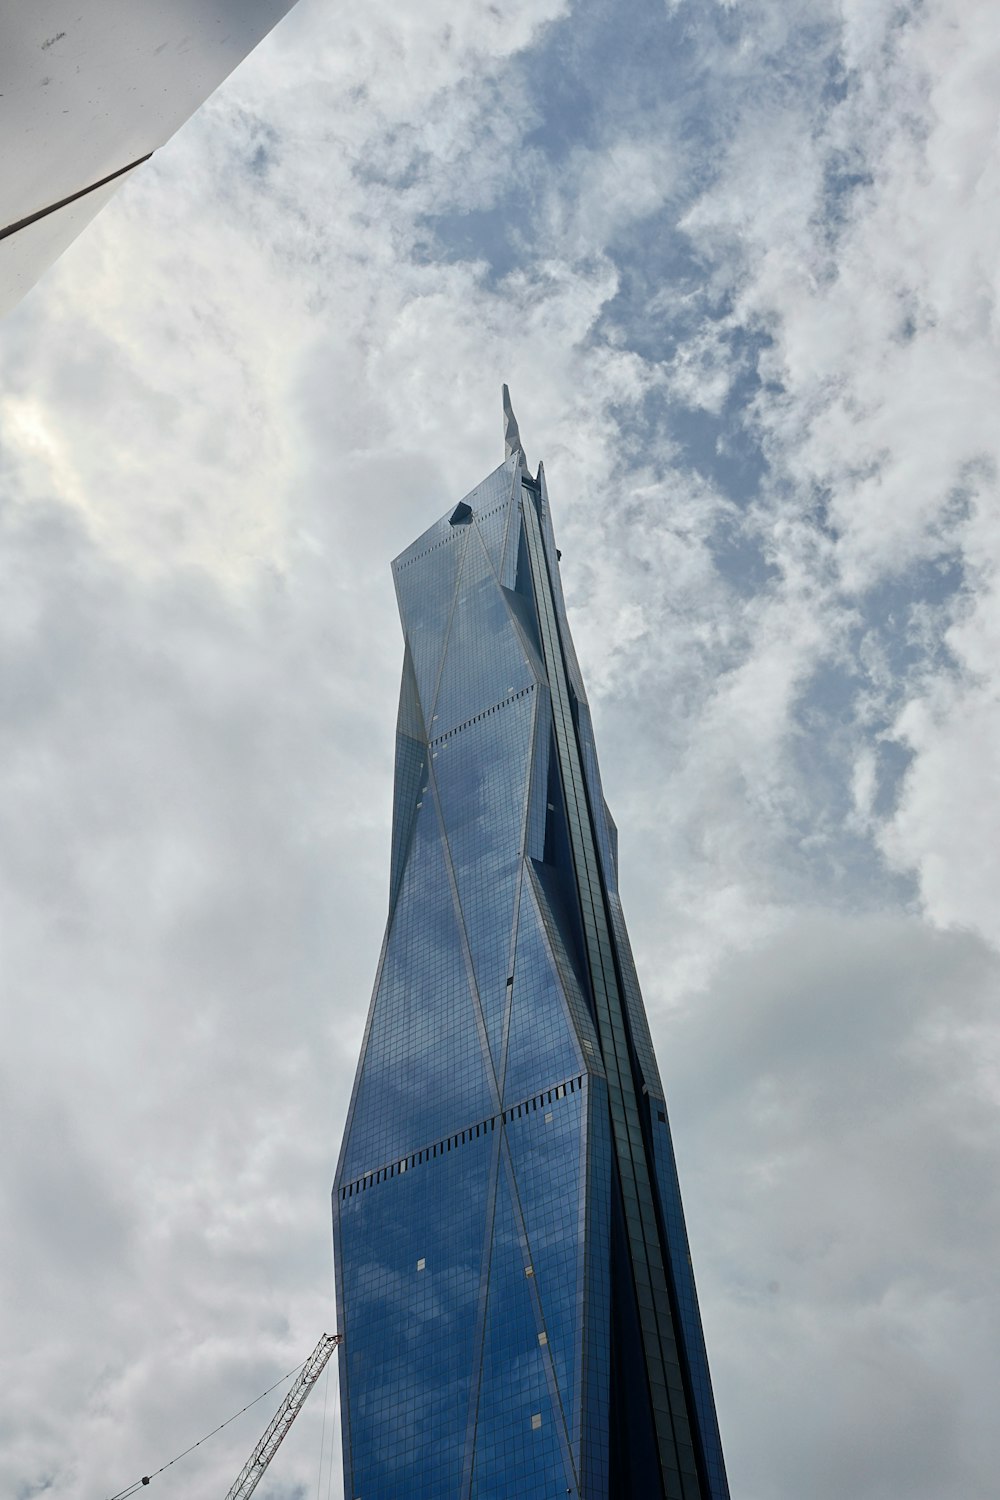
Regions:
[[105, 1352, 309, 1500]]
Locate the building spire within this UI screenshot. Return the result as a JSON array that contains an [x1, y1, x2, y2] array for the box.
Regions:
[[502, 383, 529, 472]]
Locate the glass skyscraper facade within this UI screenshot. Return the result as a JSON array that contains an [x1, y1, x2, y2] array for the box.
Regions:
[[332, 393, 728, 1500]]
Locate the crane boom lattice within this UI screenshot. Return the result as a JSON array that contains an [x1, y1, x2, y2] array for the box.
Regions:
[[223, 1333, 341, 1500]]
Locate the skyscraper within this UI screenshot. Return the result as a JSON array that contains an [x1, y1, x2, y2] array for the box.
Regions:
[[332, 392, 728, 1500]]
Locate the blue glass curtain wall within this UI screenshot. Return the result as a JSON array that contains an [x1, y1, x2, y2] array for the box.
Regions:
[[333, 432, 728, 1500]]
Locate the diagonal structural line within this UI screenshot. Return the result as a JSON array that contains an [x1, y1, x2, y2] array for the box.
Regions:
[[473, 457, 520, 590], [524, 861, 602, 1076], [496, 843, 526, 1099], [519, 859, 591, 1077], [458, 1123, 504, 1499], [426, 747, 503, 1114], [497, 459, 521, 582], [499, 1130, 581, 1495], [427, 524, 472, 727], [385, 646, 430, 926], [496, 688, 540, 1098], [572, 1073, 593, 1470], [499, 458, 525, 588], [431, 524, 538, 1091]]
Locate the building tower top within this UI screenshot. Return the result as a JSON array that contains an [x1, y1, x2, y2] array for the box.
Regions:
[[502, 382, 530, 472]]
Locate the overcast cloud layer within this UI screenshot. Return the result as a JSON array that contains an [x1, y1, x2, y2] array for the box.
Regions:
[[2, 2, 999, 1498]]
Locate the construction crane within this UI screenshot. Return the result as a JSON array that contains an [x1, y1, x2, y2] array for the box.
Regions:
[[223, 1332, 342, 1500], [107, 1333, 342, 1500]]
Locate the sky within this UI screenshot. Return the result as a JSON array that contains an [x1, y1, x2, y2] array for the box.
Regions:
[[1, 1, 998, 1497]]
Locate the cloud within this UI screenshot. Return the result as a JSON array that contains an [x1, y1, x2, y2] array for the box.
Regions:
[[879, 578, 1000, 943], [0, 487, 386, 1496], [666, 910, 1000, 1500]]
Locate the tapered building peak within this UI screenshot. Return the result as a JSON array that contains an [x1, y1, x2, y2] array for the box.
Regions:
[[502, 382, 529, 471]]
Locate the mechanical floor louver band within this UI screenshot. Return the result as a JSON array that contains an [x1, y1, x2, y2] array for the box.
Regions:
[[332, 391, 729, 1500]]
